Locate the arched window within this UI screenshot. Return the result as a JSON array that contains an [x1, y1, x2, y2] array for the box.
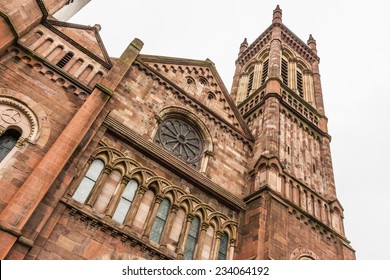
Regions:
[[184, 216, 200, 260], [154, 118, 203, 169], [112, 180, 138, 224], [149, 198, 170, 243], [217, 232, 229, 260], [72, 159, 104, 203], [0, 129, 21, 162]]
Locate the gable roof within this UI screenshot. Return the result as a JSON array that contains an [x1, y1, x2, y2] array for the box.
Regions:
[[138, 54, 254, 142], [44, 19, 112, 68]]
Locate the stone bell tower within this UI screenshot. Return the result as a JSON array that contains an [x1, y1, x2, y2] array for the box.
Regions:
[[233, 6, 355, 259]]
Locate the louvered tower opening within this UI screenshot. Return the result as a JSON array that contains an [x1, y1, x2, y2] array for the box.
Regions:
[[56, 52, 74, 68], [296, 70, 304, 97], [261, 59, 269, 85], [281, 58, 289, 86]]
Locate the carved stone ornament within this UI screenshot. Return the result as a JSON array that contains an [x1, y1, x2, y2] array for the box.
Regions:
[[155, 118, 203, 169], [0, 96, 40, 144]]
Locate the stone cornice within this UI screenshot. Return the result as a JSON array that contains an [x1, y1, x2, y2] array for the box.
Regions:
[[0, 11, 18, 39], [134, 60, 254, 145], [35, 0, 48, 22], [103, 114, 246, 211]]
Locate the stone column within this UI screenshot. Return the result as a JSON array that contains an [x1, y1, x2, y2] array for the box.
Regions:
[[195, 222, 209, 259], [210, 230, 223, 260], [104, 176, 130, 219], [289, 58, 297, 91], [123, 185, 147, 231], [176, 214, 194, 258], [159, 204, 179, 250], [252, 60, 262, 90], [85, 165, 113, 208], [142, 195, 163, 239], [228, 238, 236, 260]]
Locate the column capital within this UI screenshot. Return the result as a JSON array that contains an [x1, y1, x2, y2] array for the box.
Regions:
[[186, 214, 194, 223], [154, 195, 163, 204], [216, 230, 224, 239], [201, 222, 209, 231], [171, 204, 180, 213]]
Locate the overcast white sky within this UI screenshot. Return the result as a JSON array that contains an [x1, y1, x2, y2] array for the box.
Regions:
[[71, 0, 390, 260]]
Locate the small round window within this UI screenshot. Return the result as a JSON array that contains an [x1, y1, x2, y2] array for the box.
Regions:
[[154, 118, 203, 169]]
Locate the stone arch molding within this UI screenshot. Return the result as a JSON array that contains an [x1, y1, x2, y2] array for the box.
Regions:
[[290, 247, 320, 260], [0, 88, 50, 146], [0, 96, 39, 145]]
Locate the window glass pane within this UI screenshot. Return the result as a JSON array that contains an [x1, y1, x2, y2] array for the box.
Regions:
[[72, 159, 104, 203], [85, 159, 104, 181], [72, 177, 95, 203], [189, 216, 200, 238], [122, 180, 138, 201], [0, 130, 20, 162], [149, 217, 165, 243], [149, 199, 170, 243], [217, 233, 229, 260], [156, 199, 170, 219], [184, 216, 200, 260], [112, 198, 131, 224], [184, 236, 196, 260], [112, 180, 139, 224]]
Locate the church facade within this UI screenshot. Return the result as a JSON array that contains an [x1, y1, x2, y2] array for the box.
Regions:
[[0, 1, 355, 260]]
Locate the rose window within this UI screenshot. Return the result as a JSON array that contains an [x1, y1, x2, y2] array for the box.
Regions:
[[154, 119, 203, 169]]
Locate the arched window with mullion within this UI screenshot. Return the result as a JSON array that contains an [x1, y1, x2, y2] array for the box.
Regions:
[[184, 216, 201, 260], [149, 198, 171, 243], [72, 159, 104, 203], [112, 179, 138, 224], [0, 129, 21, 162], [217, 232, 229, 260]]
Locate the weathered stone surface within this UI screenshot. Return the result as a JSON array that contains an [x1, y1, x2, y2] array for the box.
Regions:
[[0, 2, 355, 260]]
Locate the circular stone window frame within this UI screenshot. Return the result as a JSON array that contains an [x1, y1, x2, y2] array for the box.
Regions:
[[0, 96, 40, 145], [154, 106, 214, 171], [156, 117, 204, 166]]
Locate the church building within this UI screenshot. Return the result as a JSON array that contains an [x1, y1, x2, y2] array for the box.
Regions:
[[0, 0, 355, 260]]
